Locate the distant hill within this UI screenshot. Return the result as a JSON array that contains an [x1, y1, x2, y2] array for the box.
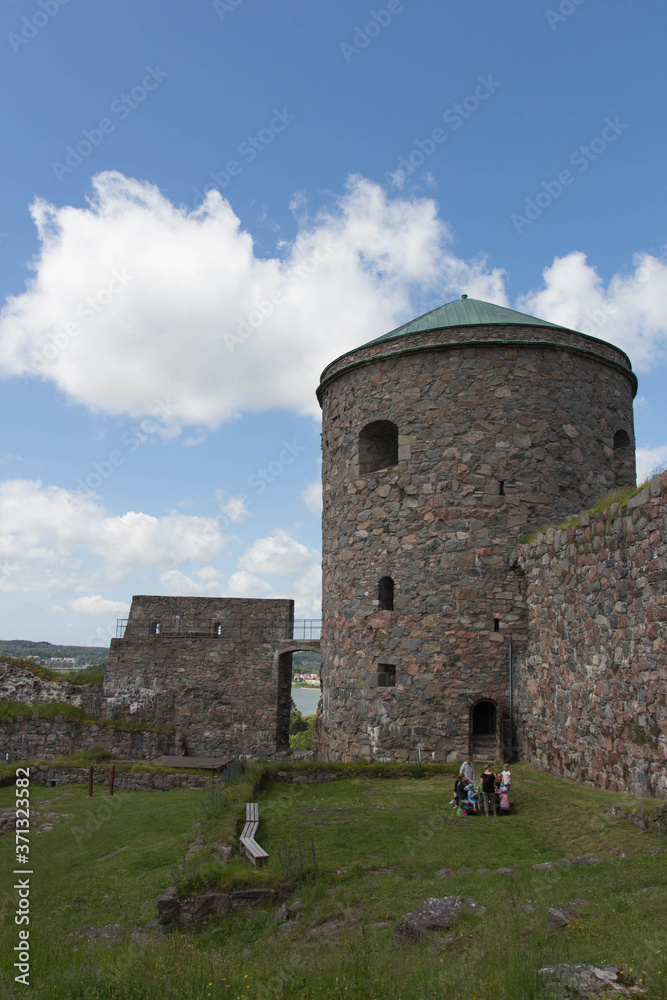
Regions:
[[292, 650, 320, 675], [0, 640, 108, 667]]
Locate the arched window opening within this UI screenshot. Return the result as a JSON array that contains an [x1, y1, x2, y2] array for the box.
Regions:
[[359, 420, 398, 475], [378, 576, 394, 611], [613, 429, 635, 487], [377, 664, 396, 687]]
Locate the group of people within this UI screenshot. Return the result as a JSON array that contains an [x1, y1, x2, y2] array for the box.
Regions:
[[450, 759, 511, 817]]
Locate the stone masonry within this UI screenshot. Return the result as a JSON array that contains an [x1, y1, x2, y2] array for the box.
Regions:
[[1, 715, 174, 761], [316, 304, 637, 762], [103, 596, 295, 756], [0, 657, 101, 715], [6, 296, 665, 799], [515, 472, 667, 798]]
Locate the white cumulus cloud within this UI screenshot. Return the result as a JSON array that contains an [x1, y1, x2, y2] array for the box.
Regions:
[[237, 529, 318, 576], [217, 493, 251, 524], [0, 171, 506, 427], [517, 249, 667, 371], [225, 570, 275, 599], [158, 568, 224, 596], [301, 480, 322, 515], [68, 595, 131, 616], [0, 479, 230, 593], [635, 446, 667, 483]]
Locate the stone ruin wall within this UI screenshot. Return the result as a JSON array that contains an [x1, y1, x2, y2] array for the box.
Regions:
[[0, 715, 174, 761], [515, 472, 667, 798], [0, 657, 101, 715], [103, 596, 294, 757], [317, 323, 636, 762]]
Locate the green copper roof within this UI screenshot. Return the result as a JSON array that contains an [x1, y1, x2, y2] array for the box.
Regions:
[[365, 296, 563, 347]]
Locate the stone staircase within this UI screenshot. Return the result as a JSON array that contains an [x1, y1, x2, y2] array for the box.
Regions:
[[471, 735, 497, 761]]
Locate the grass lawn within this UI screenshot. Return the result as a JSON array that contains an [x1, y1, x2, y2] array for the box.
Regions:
[[0, 763, 665, 1000]]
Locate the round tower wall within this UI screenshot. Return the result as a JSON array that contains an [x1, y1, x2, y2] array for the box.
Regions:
[[318, 324, 636, 762]]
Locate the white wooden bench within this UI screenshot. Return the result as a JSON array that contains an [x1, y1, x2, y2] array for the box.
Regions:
[[240, 802, 268, 868]]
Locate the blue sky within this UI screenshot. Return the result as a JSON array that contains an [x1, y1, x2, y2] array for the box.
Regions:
[[1, 0, 666, 646]]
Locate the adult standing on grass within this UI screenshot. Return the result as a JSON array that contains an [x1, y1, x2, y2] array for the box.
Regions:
[[461, 757, 474, 783], [481, 764, 497, 817]]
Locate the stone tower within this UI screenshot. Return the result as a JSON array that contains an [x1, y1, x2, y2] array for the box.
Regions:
[[316, 296, 637, 762]]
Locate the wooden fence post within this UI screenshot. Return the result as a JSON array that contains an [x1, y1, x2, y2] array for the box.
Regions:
[[109, 765, 115, 796], [88, 766, 93, 797]]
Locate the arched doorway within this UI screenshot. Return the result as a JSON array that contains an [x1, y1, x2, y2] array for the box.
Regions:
[[275, 644, 321, 750], [471, 700, 497, 759]]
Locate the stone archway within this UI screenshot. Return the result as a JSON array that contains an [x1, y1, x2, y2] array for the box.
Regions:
[[275, 640, 321, 750], [470, 699, 498, 760]]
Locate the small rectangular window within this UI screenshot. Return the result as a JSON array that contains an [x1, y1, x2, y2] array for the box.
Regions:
[[151, 621, 161, 635], [377, 664, 396, 687], [494, 619, 500, 632]]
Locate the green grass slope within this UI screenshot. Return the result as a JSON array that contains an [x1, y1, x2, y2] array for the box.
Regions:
[[0, 762, 664, 1000]]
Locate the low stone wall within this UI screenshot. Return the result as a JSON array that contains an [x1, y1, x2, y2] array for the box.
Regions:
[[515, 472, 667, 798], [31, 765, 212, 791], [1, 715, 174, 761], [0, 658, 101, 714]]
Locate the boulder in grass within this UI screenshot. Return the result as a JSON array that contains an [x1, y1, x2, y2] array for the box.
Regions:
[[157, 887, 180, 925], [546, 899, 590, 932], [538, 963, 643, 997], [434, 868, 454, 878], [392, 896, 485, 944]]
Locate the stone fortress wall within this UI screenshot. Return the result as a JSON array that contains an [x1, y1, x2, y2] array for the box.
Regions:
[[103, 596, 295, 756], [3, 298, 665, 800], [0, 714, 174, 761], [317, 318, 638, 764], [515, 472, 667, 798]]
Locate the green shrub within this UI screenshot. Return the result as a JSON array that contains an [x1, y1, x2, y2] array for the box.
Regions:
[[290, 714, 315, 749], [0, 700, 86, 723]]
